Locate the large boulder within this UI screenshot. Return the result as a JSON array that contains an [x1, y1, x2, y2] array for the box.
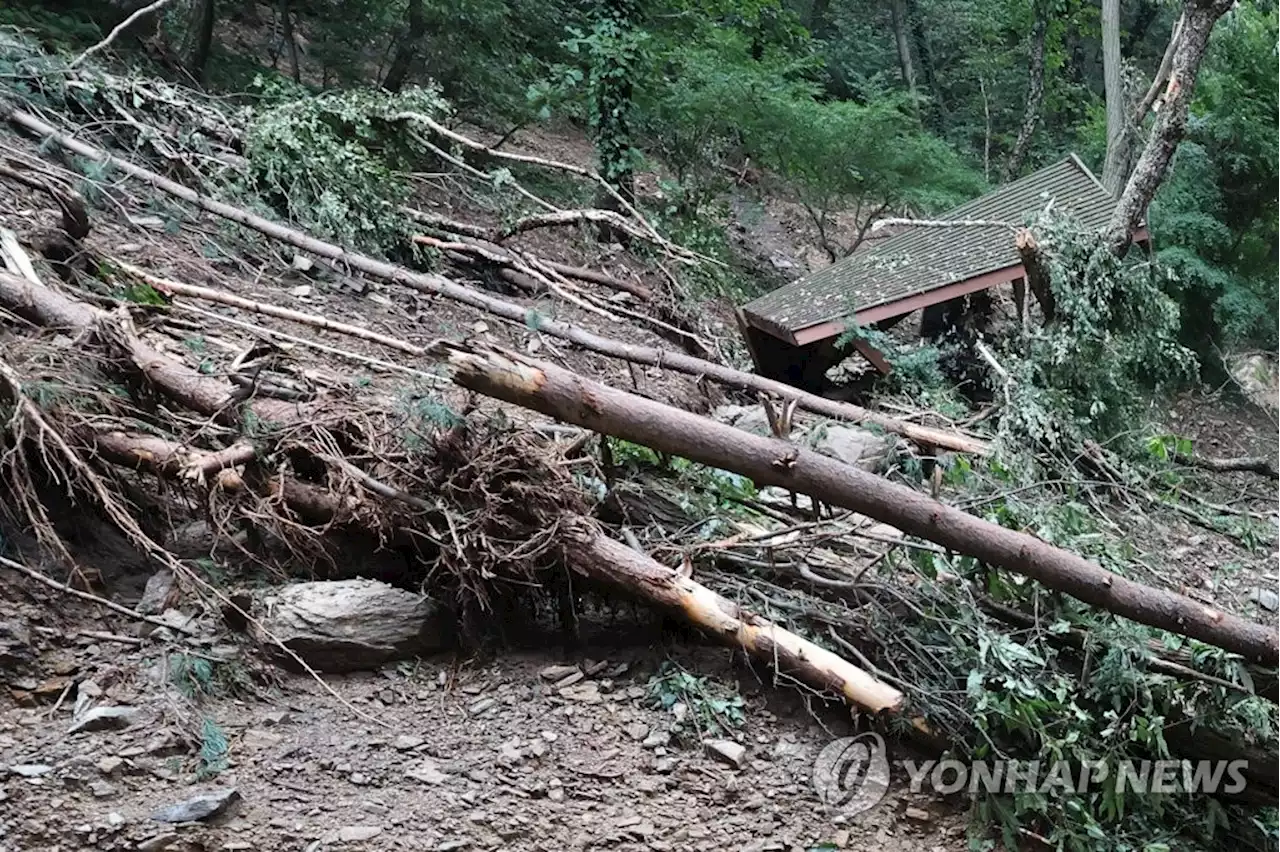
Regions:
[[256, 580, 445, 673], [713, 405, 896, 473]]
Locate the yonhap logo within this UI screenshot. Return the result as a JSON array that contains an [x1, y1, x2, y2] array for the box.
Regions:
[[812, 732, 892, 815]]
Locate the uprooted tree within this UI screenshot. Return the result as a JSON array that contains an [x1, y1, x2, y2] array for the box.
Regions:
[[0, 14, 1275, 852]]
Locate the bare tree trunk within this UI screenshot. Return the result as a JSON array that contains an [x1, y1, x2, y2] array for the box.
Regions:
[[560, 520, 906, 714], [382, 0, 426, 93], [279, 0, 301, 83], [890, 0, 918, 95], [1132, 12, 1185, 124], [1003, 13, 1048, 183], [444, 344, 1280, 666], [904, 0, 945, 127], [1106, 0, 1237, 252], [1100, 0, 1130, 193], [178, 0, 217, 81]]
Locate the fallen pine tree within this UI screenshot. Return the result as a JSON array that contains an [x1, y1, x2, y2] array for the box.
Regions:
[[2, 106, 990, 457], [440, 342, 1280, 666]]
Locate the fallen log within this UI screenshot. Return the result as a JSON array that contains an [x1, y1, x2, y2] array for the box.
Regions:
[[559, 516, 905, 714], [1176, 452, 1279, 480], [442, 344, 1280, 665], [0, 270, 307, 425], [5, 107, 988, 456]]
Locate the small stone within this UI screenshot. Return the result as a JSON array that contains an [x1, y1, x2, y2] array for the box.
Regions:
[[641, 730, 669, 749], [468, 698, 496, 716], [654, 757, 677, 774], [393, 734, 425, 751], [540, 731, 558, 742], [547, 787, 564, 802], [262, 711, 290, 726], [240, 729, 283, 752], [96, 756, 124, 776], [337, 826, 382, 842], [107, 812, 126, 827], [138, 833, 180, 851], [553, 671, 585, 689], [405, 760, 449, 785], [625, 722, 649, 742], [559, 682, 602, 704], [904, 806, 932, 823], [437, 841, 470, 851], [1253, 588, 1279, 612], [539, 664, 579, 681], [12, 764, 52, 777], [705, 740, 746, 769], [528, 740, 547, 759], [150, 788, 241, 823], [68, 706, 140, 734], [349, 772, 370, 785], [89, 779, 116, 798]]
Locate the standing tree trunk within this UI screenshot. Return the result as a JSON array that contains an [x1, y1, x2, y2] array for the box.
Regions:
[[589, 0, 640, 210], [904, 0, 946, 127], [279, 0, 301, 82], [1106, 0, 1237, 252], [1100, 0, 1130, 193], [890, 0, 918, 95], [1132, 12, 1184, 125], [1003, 12, 1048, 182], [177, 0, 216, 82], [382, 0, 426, 93]]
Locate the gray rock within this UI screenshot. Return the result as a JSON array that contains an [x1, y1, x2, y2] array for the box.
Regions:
[[705, 740, 746, 769], [96, 756, 124, 776], [136, 570, 176, 615], [89, 779, 116, 798], [711, 405, 894, 472], [137, 833, 180, 851], [255, 580, 444, 673], [468, 698, 496, 715], [0, 618, 34, 669], [539, 664, 579, 681], [405, 759, 449, 785], [11, 764, 52, 777], [335, 825, 382, 842], [641, 730, 670, 749], [393, 734, 425, 751], [68, 706, 140, 734], [625, 722, 649, 742], [1253, 588, 1279, 612], [149, 787, 240, 823]]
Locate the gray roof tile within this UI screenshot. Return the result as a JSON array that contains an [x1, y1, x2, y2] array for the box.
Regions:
[[741, 156, 1119, 335]]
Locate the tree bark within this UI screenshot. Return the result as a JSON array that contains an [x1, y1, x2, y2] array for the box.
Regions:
[[382, 0, 425, 93], [1100, 0, 1130, 194], [1015, 228, 1055, 322], [1106, 0, 1237, 253], [1003, 13, 1048, 183], [560, 518, 906, 714], [4, 106, 988, 456], [443, 344, 1279, 665], [890, 0, 918, 95], [279, 0, 301, 83], [1132, 12, 1185, 125], [0, 270, 308, 427], [178, 0, 217, 82]]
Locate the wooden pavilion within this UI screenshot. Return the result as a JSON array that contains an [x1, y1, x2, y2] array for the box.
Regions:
[[735, 155, 1150, 390]]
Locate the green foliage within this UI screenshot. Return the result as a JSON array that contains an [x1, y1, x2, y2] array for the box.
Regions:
[[196, 716, 229, 779], [645, 660, 745, 741], [996, 215, 1197, 451], [243, 84, 449, 252]]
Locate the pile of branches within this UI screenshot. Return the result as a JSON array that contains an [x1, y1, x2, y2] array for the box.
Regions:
[[0, 35, 1277, 852]]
